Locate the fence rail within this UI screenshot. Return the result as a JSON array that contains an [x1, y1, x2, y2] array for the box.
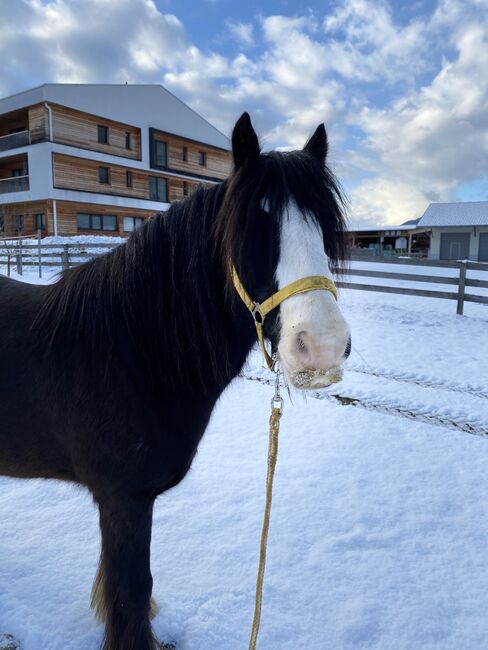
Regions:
[[1, 242, 487, 315], [337, 258, 488, 314]]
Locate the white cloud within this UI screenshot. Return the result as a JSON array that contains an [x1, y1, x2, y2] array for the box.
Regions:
[[348, 1, 488, 223], [0, 0, 487, 225], [226, 20, 254, 47]]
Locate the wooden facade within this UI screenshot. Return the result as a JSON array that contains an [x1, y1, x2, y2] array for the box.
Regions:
[[54, 200, 156, 236], [52, 105, 141, 159], [0, 199, 158, 237], [0, 200, 51, 236], [52, 153, 202, 203], [28, 105, 49, 143], [150, 129, 231, 181]]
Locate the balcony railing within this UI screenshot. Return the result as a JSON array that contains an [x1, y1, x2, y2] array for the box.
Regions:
[[0, 175, 29, 194], [0, 130, 31, 152]]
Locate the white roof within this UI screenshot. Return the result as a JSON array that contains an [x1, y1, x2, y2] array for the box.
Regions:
[[0, 83, 230, 150], [349, 224, 417, 232], [418, 201, 488, 227]]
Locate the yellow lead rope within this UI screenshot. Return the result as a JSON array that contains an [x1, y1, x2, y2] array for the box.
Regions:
[[248, 369, 283, 650], [231, 265, 337, 647]]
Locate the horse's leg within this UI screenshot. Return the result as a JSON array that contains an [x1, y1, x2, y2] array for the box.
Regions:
[[93, 496, 158, 650], [92, 562, 158, 622]]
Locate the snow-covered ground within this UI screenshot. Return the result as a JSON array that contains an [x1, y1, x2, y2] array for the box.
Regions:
[[1, 264, 488, 649]]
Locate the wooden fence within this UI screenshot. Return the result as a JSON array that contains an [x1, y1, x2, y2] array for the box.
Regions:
[[0, 240, 118, 279], [338, 257, 488, 315], [1, 242, 487, 316]]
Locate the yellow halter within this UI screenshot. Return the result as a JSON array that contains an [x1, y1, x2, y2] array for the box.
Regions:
[[232, 265, 338, 370]]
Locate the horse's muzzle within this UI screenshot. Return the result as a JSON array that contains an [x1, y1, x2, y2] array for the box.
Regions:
[[290, 366, 343, 389]]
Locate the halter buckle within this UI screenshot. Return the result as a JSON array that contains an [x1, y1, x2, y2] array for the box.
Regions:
[[251, 302, 264, 325]]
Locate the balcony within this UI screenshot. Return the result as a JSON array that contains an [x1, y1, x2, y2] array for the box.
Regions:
[[0, 175, 29, 194], [0, 153, 29, 195], [0, 130, 31, 153]]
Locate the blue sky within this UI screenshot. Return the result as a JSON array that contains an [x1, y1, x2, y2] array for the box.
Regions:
[[0, 0, 487, 225]]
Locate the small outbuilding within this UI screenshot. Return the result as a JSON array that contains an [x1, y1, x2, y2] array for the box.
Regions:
[[417, 201, 488, 261], [349, 221, 430, 258]]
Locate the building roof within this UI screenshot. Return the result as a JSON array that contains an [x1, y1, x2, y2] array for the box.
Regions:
[[0, 83, 230, 151], [349, 224, 417, 232], [418, 201, 488, 227]]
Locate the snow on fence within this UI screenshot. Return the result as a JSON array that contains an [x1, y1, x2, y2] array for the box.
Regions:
[[0, 241, 487, 315], [0, 240, 119, 279]]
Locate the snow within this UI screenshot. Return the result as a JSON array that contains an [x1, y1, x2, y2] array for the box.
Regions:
[[1, 263, 488, 649]]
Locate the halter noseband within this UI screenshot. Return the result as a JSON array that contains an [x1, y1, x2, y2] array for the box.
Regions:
[[232, 266, 338, 370]]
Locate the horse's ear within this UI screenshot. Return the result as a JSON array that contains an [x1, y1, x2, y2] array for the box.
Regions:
[[232, 112, 260, 170], [303, 124, 328, 162]]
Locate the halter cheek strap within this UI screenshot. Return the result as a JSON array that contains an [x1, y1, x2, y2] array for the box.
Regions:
[[231, 265, 338, 370]]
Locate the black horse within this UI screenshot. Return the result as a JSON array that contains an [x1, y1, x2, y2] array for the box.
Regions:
[[0, 114, 348, 650]]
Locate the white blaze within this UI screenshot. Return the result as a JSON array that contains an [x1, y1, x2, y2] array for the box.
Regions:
[[275, 201, 350, 385]]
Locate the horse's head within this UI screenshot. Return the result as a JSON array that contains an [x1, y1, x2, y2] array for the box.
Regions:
[[217, 113, 351, 389]]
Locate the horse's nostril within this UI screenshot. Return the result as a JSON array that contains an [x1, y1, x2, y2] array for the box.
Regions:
[[344, 335, 352, 359], [296, 331, 308, 354]]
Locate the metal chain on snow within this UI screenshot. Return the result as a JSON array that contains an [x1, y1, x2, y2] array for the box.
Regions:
[[248, 361, 284, 650]]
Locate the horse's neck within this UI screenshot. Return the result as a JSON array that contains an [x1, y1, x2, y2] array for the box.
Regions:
[[146, 201, 255, 394]]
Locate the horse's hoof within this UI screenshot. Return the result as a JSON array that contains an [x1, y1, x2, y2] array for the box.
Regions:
[[0, 634, 21, 650]]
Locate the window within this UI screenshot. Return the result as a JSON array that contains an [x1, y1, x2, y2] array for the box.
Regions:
[[0, 216, 4, 232], [126, 170, 133, 188], [77, 213, 90, 229], [98, 167, 110, 184], [123, 216, 144, 232], [12, 168, 24, 177], [125, 132, 131, 149], [35, 213, 46, 231], [16, 215, 24, 232], [182, 146, 188, 162], [149, 176, 167, 202], [77, 213, 117, 231], [153, 140, 167, 167], [183, 181, 188, 196], [198, 151, 206, 166], [102, 216, 117, 231], [97, 125, 108, 144]]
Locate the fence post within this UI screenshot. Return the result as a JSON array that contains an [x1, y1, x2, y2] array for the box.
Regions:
[[456, 260, 467, 315], [16, 238, 23, 275], [61, 244, 69, 270], [37, 229, 42, 279]]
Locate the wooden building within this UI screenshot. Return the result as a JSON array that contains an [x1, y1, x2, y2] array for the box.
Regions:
[[0, 84, 231, 237]]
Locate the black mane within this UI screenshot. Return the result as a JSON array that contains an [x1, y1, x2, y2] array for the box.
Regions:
[[35, 184, 235, 393]]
